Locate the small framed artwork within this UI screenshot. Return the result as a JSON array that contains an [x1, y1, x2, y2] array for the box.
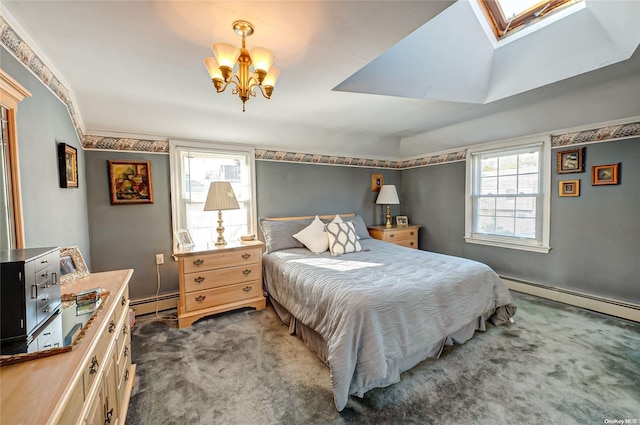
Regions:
[[371, 173, 384, 191], [558, 180, 580, 197], [396, 215, 408, 227], [174, 229, 195, 248], [58, 143, 78, 188], [556, 148, 584, 174], [59, 246, 90, 284], [107, 160, 154, 204], [592, 163, 620, 186]]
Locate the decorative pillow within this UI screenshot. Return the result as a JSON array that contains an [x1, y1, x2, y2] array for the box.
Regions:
[[325, 221, 362, 256], [293, 216, 329, 253], [259, 218, 311, 253]]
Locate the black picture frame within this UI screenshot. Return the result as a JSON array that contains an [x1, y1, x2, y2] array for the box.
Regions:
[[58, 143, 78, 188]]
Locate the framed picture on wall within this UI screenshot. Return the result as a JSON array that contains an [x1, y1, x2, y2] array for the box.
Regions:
[[107, 160, 154, 204], [58, 143, 78, 188], [592, 163, 620, 185], [371, 173, 384, 191], [558, 180, 580, 197], [556, 148, 584, 174]]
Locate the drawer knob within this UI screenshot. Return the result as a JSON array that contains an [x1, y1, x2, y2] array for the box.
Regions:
[[121, 296, 126, 306], [106, 407, 114, 424], [242, 253, 251, 260], [125, 369, 130, 381], [44, 308, 51, 314], [41, 272, 49, 277], [109, 321, 116, 333], [89, 355, 99, 374], [389, 234, 395, 238], [243, 286, 252, 293], [193, 259, 204, 266], [410, 231, 414, 236], [124, 346, 129, 358], [410, 242, 415, 247], [195, 295, 206, 302], [122, 325, 128, 335], [242, 269, 252, 276], [41, 260, 48, 264], [194, 276, 205, 283]]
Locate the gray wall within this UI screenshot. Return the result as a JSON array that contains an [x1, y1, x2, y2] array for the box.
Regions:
[[84, 150, 178, 300], [1, 47, 91, 263], [256, 160, 401, 225], [402, 137, 640, 305]]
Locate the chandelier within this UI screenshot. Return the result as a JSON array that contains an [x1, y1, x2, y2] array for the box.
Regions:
[[203, 20, 280, 112]]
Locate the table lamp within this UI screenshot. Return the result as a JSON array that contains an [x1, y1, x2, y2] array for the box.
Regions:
[[204, 181, 240, 246], [376, 185, 399, 228]]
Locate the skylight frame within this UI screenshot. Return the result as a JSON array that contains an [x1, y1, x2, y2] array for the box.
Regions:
[[478, 0, 577, 39]]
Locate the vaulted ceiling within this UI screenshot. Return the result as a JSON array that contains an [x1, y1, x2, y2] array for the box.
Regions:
[[2, 1, 639, 160]]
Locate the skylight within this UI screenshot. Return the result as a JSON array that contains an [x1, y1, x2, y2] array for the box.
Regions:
[[479, 0, 579, 38]]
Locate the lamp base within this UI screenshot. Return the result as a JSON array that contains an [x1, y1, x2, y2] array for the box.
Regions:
[[215, 209, 227, 246], [385, 204, 392, 228]]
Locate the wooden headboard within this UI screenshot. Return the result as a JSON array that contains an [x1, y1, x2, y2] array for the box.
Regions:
[[263, 213, 355, 221]]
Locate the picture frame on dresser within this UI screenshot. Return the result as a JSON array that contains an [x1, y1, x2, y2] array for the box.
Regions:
[[59, 246, 90, 284], [174, 229, 195, 248], [396, 216, 408, 227], [58, 143, 79, 188]]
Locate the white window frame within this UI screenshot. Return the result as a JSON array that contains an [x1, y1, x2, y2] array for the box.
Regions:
[[169, 139, 257, 250], [464, 136, 551, 253]]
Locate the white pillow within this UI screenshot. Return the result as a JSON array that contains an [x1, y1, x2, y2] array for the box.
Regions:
[[331, 214, 344, 224], [293, 215, 329, 253], [326, 221, 362, 256]]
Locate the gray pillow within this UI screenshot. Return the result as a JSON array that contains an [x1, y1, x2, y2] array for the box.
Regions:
[[259, 218, 312, 253], [342, 215, 371, 240]]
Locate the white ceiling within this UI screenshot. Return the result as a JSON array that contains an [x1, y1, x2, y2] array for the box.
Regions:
[[2, 1, 639, 160]]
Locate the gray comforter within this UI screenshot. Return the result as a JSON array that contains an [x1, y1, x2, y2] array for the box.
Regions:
[[262, 239, 515, 411]]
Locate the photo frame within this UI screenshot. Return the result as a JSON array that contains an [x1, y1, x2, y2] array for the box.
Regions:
[[371, 173, 384, 191], [59, 246, 90, 284], [396, 215, 408, 227], [558, 180, 580, 197], [592, 163, 620, 186], [58, 143, 78, 188], [556, 148, 584, 174], [107, 160, 154, 204], [174, 229, 195, 248]]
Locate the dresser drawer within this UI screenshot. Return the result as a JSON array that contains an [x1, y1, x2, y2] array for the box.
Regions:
[[35, 250, 58, 273], [381, 228, 417, 242], [83, 311, 115, 396], [185, 281, 262, 312], [184, 263, 261, 292], [394, 239, 417, 249], [114, 286, 129, 325], [182, 247, 260, 274]]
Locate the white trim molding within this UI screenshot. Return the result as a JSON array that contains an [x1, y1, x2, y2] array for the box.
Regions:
[[502, 276, 640, 323]]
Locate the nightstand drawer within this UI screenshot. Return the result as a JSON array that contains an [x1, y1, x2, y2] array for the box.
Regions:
[[185, 281, 262, 312], [183, 247, 260, 274], [184, 263, 261, 292], [380, 228, 417, 242], [395, 239, 417, 249]]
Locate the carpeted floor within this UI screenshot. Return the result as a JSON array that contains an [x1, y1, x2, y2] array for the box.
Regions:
[[126, 292, 640, 425]]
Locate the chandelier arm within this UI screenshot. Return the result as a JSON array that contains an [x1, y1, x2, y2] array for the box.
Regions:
[[215, 79, 238, 94], [254, 84, 271, 99]]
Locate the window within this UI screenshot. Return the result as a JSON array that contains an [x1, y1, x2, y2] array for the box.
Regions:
[[169, 140, 256, 248], [465, 137, 551, 253], [479, 0, 578, 39]]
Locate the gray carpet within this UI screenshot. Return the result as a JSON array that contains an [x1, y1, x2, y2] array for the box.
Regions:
[[126, 292, 640, 425]]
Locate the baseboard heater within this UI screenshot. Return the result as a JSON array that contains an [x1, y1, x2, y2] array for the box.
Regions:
[[129, 292, 179, 316], [501, 275, 640, 323]]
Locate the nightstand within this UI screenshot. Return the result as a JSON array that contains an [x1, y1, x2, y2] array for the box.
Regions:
[[173, 241, 266, 328], [367, 224, 420, 249]]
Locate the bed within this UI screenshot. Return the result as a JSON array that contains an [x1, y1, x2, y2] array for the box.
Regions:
[[260, 214, 516, 411]]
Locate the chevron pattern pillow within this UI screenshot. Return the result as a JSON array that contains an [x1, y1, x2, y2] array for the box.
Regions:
[[326, 221, 362, 256]]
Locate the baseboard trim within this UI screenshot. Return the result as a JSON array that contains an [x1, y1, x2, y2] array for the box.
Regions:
[[501, 276, 640, 322], [130, 292, 179, 316]]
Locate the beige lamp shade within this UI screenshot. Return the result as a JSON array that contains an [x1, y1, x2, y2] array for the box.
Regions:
[[204, 182, 240, 211], [376, 185, 400, 205]]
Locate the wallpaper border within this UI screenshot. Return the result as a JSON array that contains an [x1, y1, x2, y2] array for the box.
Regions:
[[2, 16, 638, 168]]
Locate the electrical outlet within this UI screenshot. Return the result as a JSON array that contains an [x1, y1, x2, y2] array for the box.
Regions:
[[155, 253, 164, 265]]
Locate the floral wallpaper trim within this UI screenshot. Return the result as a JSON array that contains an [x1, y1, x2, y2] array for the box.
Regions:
[[551, 121, 640, 147], [0, 15, 83, 142], [82, 135, 169, 153]]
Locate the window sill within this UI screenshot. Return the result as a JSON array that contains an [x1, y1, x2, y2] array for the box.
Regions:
[[464, 236, 551, 253]]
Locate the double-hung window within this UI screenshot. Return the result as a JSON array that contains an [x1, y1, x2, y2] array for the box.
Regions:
[[465, 137, 551, 253], [169, 140, 256, 248]]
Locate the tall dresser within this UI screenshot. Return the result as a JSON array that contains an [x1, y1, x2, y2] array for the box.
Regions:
[[174, 241, 266, 328], [0, 269, 136, 425]]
